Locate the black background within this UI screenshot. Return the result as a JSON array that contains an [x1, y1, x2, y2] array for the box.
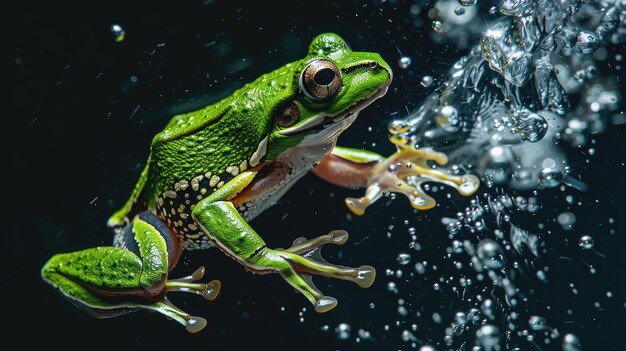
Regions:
[[7, 0, 625, 349]]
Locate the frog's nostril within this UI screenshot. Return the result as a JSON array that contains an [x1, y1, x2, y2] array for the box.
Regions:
[[368, 61, 378, 69]]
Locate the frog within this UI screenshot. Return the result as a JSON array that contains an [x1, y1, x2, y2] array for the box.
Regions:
[[42, 33, 479, 333]]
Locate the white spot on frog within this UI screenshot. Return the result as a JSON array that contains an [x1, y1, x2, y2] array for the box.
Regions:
[[175, 179, 189, 191], [209, 175, 220, 187], [191, 175, 204, 191], [226, 165, 240, 176], [250, 134, 269, 167]]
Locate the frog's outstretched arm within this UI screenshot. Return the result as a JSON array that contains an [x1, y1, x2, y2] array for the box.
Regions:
[[192, 166, 375, 313], [41, 212, 220, 333], [313, 145, 480, 215]]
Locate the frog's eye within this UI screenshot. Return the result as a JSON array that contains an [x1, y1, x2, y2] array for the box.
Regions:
[[275, 100, 300, 128], [300, 59, 342, 101]]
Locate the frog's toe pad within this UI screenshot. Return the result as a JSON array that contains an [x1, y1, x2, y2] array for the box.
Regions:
[[315, 296, 338, 313], [355, 265, 376, 288], [202, 280, 221, 301], [185, 316, 207, 333]]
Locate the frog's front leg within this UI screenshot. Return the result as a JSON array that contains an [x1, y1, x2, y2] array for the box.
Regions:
[[41, 212, 220, 333], [192, 170, 375, 313], [313, 145, 480, 215]]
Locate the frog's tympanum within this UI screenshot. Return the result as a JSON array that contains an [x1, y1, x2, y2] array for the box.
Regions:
[[42, 33, 478, 332]]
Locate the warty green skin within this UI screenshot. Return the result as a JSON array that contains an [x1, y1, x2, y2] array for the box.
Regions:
[[42, 33, 393, 330]]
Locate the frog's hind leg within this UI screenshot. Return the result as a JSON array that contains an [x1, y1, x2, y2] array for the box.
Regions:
[[194, 197, 376, 313], [275, 230, 376, 311], [41, 212, 220, 332]]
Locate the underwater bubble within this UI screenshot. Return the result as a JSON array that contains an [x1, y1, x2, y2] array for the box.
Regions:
[[455, 311, 468, 325], [476, 239, 505, 270], [397, 253, 412, 265], [538, 168, 563, 188], [442, 217, 463, 235], [421, 75, 434, 87], [402, 330, 418, 342], [578, 235, 594, 250], [432, 20, 443, 33], [335, 323, 351, 340], [437, 106, 460, 132], [482, 146, 514, 185], [575, 30, 600, 55], [389, 120, 410, 134], [476, 325, 500, 351], [467, 308, 481, 324], [419, 345, 436, 351], [563, 333, 582, 351], [513, 110, 548, 142], [528, 316, 550, 331], [458, 0, 476, 6], [398, 56, 412, 69], [452, 240, 463, 253], [454, 7, 466, 15], [110, 24, 125, 42], [498, 0, 532, 16], [557, 212, 576, 230], [358, 329, 372, 341]]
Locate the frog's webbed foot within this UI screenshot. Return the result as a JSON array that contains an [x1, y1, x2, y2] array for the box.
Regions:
[[346, 144, 479, 215], [122, 266, 220, 333], [261, 230, 375, 313], [147, 266, 221, 333]]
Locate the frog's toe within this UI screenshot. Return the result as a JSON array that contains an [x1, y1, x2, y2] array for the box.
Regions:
[[164, 266, 222, 301], [315, 296, 338, 313], [185, 316, 208, 333], [202, 280, 221, 301], [286, 229, 349, 253]]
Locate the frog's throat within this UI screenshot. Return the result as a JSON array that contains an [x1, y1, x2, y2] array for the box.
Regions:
[[279, 84, 390, 137]]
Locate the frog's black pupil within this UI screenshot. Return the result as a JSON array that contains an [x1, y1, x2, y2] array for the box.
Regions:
[[314, 68, 335, 85]]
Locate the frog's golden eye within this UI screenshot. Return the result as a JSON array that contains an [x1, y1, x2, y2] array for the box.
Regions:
[[275, 100, 300, 128], [300, 59, 342, 101]]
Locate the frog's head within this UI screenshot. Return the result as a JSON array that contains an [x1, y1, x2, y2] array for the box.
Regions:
[[265, 33, 392, 162]]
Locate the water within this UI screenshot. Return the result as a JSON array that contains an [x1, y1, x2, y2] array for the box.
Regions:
[[11, 0, 625, 349]]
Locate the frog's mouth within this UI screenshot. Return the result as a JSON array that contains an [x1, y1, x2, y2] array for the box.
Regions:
[[280, 85, 389, 137]]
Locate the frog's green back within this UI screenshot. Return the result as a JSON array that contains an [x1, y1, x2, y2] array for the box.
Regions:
[[147, 60, 303, 200]]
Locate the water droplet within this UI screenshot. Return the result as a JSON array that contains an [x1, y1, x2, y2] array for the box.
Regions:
[[538, 168, 563, 188], [335, 323, 351, 340], [528, 315, 550, 331], [476, 325, 500, 350], [458, 0, 476, 6], [563, 333, 582, 351], [476, 239, 505, 270], [578, 235, 594, 250], [557, 212, 576, 230], [110, 24, 125, 42], [513, 110, 548, 142], [432, 20, 443, 33], [482, 146, 514, 184], [575, 30, 600, 55], [401, 330, 418, 342], [389, 120, 410, 134], [398, 56, 412, 69], [438, 106, 460, 132], [421, 75, 434, 87], [415, 262, 426, 274], [442, 217, 462, 235], [396, 253, 412, 265]]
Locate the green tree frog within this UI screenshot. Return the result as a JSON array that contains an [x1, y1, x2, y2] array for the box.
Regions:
[[42, 33, 478, 333]]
